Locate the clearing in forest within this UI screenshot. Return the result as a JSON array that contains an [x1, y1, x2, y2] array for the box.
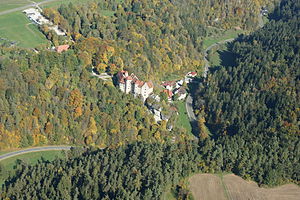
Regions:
[[0, 0, 119, 48], [0, 12, 49, 48]]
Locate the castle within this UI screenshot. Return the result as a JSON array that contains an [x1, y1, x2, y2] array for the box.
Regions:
[[117, 71, 153, 101]]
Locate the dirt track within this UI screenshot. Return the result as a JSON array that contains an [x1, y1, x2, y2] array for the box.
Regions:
[[189, 174, 300, 200]]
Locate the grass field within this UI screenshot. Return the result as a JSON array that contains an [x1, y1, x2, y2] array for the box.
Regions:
[[207, 44, 227, 67], [0, 150, 66, 186], [0, 0, 120, 48], [0, 0, 28, 12], [0, 150, 12, 156], [203, 29, 244, 49], [0, 12, 49, 47], [162, 187, 177, 200], [207, 43, 236, 68], [189, 174, 300, 200], [175, 101, 192, 134]]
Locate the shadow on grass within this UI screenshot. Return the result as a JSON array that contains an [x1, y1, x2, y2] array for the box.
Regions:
[[186, 79, 205, 138], [219, 49, 236, 67]]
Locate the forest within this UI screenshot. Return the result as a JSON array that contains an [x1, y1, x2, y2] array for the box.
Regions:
[[0, 46, 190, 150], [195, 0, 300, 186], [1, 142, 200, 199], [0, 0, 280, 151], [0, 0, 299, 199], [40, 0, 278, 80]]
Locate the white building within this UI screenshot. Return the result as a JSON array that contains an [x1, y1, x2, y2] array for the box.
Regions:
[[23, 8, 66, 36], [23, 8, 50, 25], [185, 71, 197, 83], [117, 71, 153, 101], [174, 87, 187, 100]]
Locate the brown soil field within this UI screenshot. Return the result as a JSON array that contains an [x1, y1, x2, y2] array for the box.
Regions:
[[189, 174, 300, 200], [189, 174, 227, 200]]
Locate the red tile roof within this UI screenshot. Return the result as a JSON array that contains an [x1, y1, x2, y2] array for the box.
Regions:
[[117, 71, 153, 89], [125, 76, 133, 81], [147, 81, 153, 88], [187, 71, 197, 76], [162, 81, 176, 87], [163, 89, 173, 98], [135, 80, 144, 87], [130, 73, 139, 81], [56, 45, 69, 53]]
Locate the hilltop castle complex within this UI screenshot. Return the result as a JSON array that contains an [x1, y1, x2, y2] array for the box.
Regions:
[[117, 71, 153, 101]]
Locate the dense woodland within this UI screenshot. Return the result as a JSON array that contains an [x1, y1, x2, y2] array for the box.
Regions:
[[1, 0, 300, 199], [0, 47, 190, 150], [0, 0, 280, 150], [195, 0, 300, 186], [41, 0, 278, 79], [1, 142, 200, 199]]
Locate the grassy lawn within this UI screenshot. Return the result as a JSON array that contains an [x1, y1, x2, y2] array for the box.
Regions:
[[0, 150, 66, 186], [0, 150, 12, 156], [208, 50, 221, 67], [207, 44, 236, 68], [0, 0, 28, 12], [203, 29, 244, 49], [0, 0, 120, 48], [175, 101, 192, 135], [162, 188, 177, 200], [0, 12, 49, 48], [162, 71, 183, 82]]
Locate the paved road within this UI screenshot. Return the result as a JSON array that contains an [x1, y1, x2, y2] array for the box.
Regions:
[[0, 0, 58, 16], [91, 70, 112, 81], [185, 95, 197, 122], [185, 38, 235, 123], [0, 146, 72, 161]]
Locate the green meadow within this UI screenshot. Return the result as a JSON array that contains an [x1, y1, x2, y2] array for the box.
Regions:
[[0, 0, 121, 48], [0, 0, 28, 12], [0, 12, 49, 48], [203, 29, 244, 49], [175, 101, 193, 135]]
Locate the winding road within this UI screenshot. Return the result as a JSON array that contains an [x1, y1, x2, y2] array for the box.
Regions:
[[185, 38, 235, 122], [0, 146, 72, 161]]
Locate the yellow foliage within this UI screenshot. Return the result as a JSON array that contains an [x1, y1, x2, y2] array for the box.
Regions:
[[33, 134, 48, 146], [95, 63, 107, 73], [85, 135, 93, 145], [0, 126, 21, 150], [68, 89, 83, 109], [72, 32, 83, 41], [154, 131, 161, 141], [110, 129, 119, 134], [88, 117, 98, 135]]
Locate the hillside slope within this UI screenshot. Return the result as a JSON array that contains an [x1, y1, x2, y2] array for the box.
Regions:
[[195, 0, 300, 186]]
